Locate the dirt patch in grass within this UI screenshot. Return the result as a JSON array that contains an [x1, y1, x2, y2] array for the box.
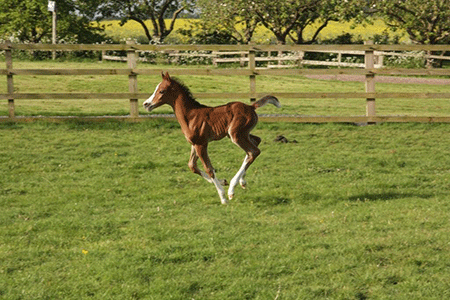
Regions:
[[306, 74, 450, 85]]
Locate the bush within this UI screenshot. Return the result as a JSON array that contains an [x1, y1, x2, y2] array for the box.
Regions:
[[383, 52, 426, 68]]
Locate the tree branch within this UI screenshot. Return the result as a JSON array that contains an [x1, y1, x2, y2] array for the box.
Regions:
[[167, 6, 185, 35], [130, 16, 153, 42], [309, 19, 329, 44]]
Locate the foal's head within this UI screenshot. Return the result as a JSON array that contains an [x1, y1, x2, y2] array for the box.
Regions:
[[143, 72, 177, 112]]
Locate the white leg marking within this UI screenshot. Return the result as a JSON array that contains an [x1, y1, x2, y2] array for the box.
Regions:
[[239, 175, 247, 189], [211, 171, 227, 204], [228, 155, 249, 200], [200, 171, 214, 184]]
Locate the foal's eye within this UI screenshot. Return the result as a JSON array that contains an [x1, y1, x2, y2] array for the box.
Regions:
[[160, 90, 166, 94]]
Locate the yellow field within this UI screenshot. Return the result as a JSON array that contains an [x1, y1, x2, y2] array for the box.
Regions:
[[308, 19, 408, 43], [100, 18, 408, 44], [101, 19, 196, 43]]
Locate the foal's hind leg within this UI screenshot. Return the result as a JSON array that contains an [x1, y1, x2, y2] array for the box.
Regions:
[[238, 134, 261, 189], [228, 134, 261, 200]]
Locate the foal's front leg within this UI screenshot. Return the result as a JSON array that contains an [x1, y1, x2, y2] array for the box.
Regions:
[[192, 144, 228, 204], [188, 145, 213, 184], [188, 145, 228, 186]]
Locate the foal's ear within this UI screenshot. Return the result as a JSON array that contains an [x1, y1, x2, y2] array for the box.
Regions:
[[162, 72, 171, 81]]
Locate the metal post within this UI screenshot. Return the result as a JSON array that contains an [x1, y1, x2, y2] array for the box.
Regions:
[[48, 1, 57, 60]]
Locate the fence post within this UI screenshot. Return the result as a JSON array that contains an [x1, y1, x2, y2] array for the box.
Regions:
[[101, 42, 106, 62], [248, 44, 256, 102], [127, 39, 139, 118], [337, 51, 342, 68], [296, 51, 304, 68], [365, 40, 376, 119], [240, 51, 246, 68], [5, 41, 15, 119]]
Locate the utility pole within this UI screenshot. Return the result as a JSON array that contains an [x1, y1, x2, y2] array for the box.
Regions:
[[48, 1, 56, 59]]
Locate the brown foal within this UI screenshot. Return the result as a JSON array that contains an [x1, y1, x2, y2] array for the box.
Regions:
[[143, 72, 280, 204]]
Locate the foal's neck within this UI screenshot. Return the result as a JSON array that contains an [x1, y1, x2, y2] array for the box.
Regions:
[[169, 82, 208, 130], [172, 88, 206, 112], [171, 92, 203, 125]]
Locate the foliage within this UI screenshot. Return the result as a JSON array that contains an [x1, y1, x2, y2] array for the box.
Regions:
[[373, 0, 450, 45], [1, 121, 450, 299], [343, 0, 450, 67], [100, 18, 407, 45], [242, 0, 318, 44], [288, 0, 359, 45], [347, 0, 450, 46], [93, 0, 195, 43], [197, 0, 259, 44], [0, 0, 104, 44], [176, 23, 239, 45], [383, 52, 426, 69], [2, 0, 449, 48], [198, 0, 450, 47], [197, 0, 364, 45]]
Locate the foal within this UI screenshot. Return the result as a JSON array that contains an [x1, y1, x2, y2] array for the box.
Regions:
[[143, 72, 280, 204]]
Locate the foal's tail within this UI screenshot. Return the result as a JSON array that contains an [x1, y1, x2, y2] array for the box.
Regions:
[[252, 95, 281, 109]]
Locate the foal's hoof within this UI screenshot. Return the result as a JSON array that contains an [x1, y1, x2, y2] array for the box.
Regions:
[[239, 179, 247, 189], [220, 179, 229, 186], [228, 193, 234, 200]]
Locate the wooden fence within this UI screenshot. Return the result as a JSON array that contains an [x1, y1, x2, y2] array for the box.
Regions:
[[104, 48, 450, 69], [1, 41, 450, 123]]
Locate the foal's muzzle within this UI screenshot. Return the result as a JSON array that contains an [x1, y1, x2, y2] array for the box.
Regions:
[[143, 102, 155, 112]]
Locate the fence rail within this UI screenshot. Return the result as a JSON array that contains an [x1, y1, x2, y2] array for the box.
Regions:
[[104, 48, 449, 69], [2, 42, 450, 123]]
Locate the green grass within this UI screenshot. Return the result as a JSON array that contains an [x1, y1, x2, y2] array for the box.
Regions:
[[1, 61, 450, 117], [1, 120, 450, 299]]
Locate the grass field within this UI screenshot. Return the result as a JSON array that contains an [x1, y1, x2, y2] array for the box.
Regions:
[[1, 120, 450, 299], [1, 61, 450, 118]]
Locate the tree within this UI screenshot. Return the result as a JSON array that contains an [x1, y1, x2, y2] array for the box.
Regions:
[[198, 0, 259, 44], [346, 0, 450, 67], [347, 0, 450, 45], [95, 0, 195, 43], [199, 0, 357, 45], [0, 0, 104, 44], [289, 0, 347, 45], [248, 0, 318, 45], [372, 0, 450, 45], [249, 0, 362, 45]]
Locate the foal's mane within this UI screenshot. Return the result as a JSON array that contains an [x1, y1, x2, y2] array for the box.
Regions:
[[171, 77, 208, 108]]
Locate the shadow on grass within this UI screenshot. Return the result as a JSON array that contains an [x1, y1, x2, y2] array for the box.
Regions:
[[249, 192, 322, 207], [250, 196, 293, 206], [245, 191, 433, 207], [347, 192, 434, 202]]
